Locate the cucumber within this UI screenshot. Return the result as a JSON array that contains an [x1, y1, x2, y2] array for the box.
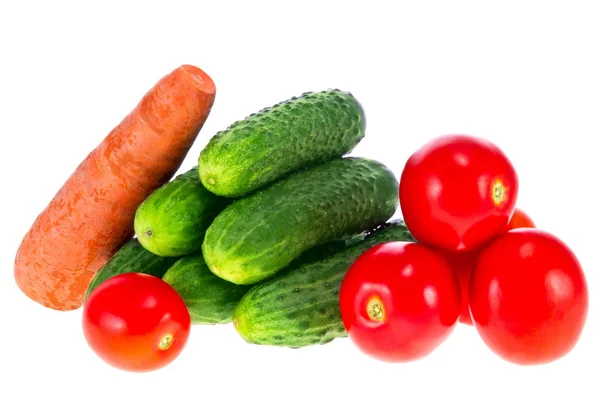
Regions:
[[85, 239, 178, 299], [199, 89, 365, 197], [203, 157, 399, 285], [233, 220, 414, 348], [134, 167, 231, 257], [162, 253, 251, 324]]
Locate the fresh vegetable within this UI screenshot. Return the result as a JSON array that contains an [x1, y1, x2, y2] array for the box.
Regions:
[[399, 134, 518, 252], [85, 239, 178, 299], [233, 220, 414, 348], [134, 167, 231, 257], [441, 250, 478, 325], [13, 60, 588, 371], [163, 253, 251, 324], [203, 157, 399, 285], [505, 207, 536, 231], [82, 273, 191, 372], [340, 241, 461, 362], [14, 65, 216, 311], [198, 89, 365, 197], [442, 208, 536, 325], [469, 229, 588, 365]]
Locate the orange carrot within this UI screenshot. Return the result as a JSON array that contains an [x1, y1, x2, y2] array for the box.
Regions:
[[14, 65, 216, 311]]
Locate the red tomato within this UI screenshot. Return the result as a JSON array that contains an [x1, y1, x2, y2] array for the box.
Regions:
[[399, 134, 518, 252], [443, 208, 535, 326], [82, 273, 191, 372], [441, 250, 479, 325], [340, 242, 461, 362], [505, 207, 536, 231], [469, 229, 588, 365]]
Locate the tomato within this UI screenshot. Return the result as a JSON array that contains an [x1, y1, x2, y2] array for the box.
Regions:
[[443, 208, 535, 326], [339, 242, 461, 362], [469, 229, 588, 365], [82, 273, 191, 372], [441, 250, 479, 325], [399, 134, 519, 252], [505, 207, 535, 231]]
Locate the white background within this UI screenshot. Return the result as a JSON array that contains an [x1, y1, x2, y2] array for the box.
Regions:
[[1, 1, 599, 399]]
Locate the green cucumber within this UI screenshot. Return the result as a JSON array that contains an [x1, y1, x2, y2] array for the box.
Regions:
[[134, 167, 231, 257], [199, 89, 365, 197], [203, 157, 399, 285], [162, 253, 251, 324], [233, 220, 414, 348], [85, 239, 178, 299]]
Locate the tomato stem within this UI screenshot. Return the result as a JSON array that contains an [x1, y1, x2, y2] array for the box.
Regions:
[[492, 181, 506, 205], [159, 334, 173, 351], [367, 298, 385, 322]]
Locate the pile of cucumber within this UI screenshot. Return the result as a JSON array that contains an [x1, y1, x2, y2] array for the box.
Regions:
[[86, 89, 414, 348]]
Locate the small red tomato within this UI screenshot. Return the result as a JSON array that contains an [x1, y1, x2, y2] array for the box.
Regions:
[[470, 229, 588, 365], [505, 207, 536, 231], [340, 242, 461, 362], [441, 250, 479, 325], [399, 134, 518, 252], [83, 273, 191, 372], [443, 208, 535, 325]]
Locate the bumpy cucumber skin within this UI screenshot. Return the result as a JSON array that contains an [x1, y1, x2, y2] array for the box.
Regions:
[[233, 221, 414, 348], [134, 167, 231, 257], [202, 157, 399, 285], [198, 89, 366, 197], [85, 239, 178, 299], [162, 253, 251, 324]]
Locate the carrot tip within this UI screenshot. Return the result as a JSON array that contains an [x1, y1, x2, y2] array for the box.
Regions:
[[180, 65, 216, 94]]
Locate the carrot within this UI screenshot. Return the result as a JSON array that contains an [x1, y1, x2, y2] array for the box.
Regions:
[[14, 65, 216, 311]]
